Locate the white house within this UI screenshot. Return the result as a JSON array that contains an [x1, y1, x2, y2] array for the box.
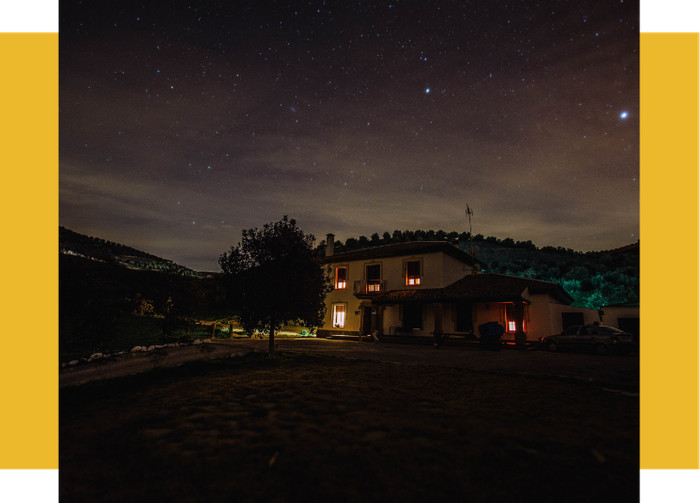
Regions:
[[319, 235, 599, 345]]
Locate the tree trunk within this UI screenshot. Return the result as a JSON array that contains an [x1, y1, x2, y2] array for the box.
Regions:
[[269, 317, 276, 354]]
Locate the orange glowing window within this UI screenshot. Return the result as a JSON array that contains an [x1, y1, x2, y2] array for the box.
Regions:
[[335, 267, 347, 289], [366, 264, 381, 292], [406, 260, 421, 286], [505, 303, 527, 333]]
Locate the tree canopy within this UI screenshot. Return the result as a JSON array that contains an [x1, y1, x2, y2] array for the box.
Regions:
[[218, 216, 332, 353]]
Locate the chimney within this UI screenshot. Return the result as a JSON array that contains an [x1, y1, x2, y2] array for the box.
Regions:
[[326, 233, 335, 257]]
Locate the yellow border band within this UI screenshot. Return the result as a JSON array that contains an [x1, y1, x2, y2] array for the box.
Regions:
[[0, 33, 58, 468], [640, 33, 699, 469]]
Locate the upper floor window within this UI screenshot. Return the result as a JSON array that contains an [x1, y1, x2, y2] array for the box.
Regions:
[[335, 267, 347, 289], [405, 260, 421, 286], [366, 264, 381, 292]]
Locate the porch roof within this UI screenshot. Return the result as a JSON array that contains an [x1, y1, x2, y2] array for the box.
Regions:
[[371, 273, 573, 305]]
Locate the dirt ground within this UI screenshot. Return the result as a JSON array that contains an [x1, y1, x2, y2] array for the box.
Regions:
[[60, 342, 639, 503], [60, 337, 640, 391]]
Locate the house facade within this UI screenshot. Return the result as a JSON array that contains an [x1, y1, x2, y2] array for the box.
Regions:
[[318, 237, 483, 337], [319, 236, 598, 345]]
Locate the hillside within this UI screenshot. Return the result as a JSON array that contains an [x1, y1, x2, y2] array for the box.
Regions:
[[60, 227, 201, 277]]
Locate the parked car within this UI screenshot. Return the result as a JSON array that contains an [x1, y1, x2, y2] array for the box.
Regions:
[[540, 324, 634, 355]]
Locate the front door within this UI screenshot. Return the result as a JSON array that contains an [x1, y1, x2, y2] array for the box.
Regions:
[[362, 307, 373, 335], [402, 303, 423, 330]]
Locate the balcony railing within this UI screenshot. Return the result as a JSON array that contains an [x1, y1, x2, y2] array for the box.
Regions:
[[354, 279, 387, 296]]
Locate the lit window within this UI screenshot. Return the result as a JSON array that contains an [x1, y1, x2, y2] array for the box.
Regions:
[[406, 260, 421, 286], [505, 303, 527, 333], [332, 304, 346, 328], [335, 267, 347, 289], [366, 264, 381, 293]]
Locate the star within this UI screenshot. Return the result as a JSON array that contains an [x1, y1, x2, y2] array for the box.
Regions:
[[620, 111, 628, 119]]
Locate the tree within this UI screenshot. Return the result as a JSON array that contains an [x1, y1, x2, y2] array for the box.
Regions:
[[218, 216, 333, 354], [344, 237, 359, 250]]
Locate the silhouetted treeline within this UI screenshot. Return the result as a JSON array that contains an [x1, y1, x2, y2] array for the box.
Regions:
[[315, 229, 596, 255]]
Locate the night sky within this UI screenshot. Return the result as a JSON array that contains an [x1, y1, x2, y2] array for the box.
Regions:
[[59, 0, 639, 271]]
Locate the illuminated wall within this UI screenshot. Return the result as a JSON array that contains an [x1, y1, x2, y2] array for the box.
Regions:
[[322, 250, 475, 334]]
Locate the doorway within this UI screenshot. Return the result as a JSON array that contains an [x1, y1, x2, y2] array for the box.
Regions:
[[362, 307, 372, 335]]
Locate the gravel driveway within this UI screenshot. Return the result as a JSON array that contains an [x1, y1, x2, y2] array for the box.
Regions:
[[59, 337, 639, 391]]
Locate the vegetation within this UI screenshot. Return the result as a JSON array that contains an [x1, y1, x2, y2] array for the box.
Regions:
[[472, 239, 639, 310], [59, 253, 228, 362], [218, 216, 333, 354]]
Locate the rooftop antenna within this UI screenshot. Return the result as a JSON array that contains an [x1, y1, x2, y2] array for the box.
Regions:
[[465, 203, 479, 274]]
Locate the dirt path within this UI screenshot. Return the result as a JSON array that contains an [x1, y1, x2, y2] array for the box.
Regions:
[[60, 338, 639, 391]]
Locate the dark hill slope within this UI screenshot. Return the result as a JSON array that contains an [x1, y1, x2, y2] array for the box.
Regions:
[[60, 227, 201, 277]]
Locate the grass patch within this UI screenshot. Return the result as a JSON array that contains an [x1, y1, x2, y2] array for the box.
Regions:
[[61, 353, 638, 502], [60, 314, 163, 362]]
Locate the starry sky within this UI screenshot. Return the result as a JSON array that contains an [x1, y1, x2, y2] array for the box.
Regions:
[[59, 0, 639, 271]]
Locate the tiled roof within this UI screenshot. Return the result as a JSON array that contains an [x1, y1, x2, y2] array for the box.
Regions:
[[320, 241, 485, 267], [372, 273, 573, 305]]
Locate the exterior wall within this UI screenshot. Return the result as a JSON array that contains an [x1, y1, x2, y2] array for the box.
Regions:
[[438, 294, 597, 343], [321, 251, 470, 335], [322, 266, 363, 334], [471, 302, 502, 330], [386, 299, 546, 342], [507, 296, 601, 341], [321, 259, 363, 334], [383, 304, 402, 334], [382, 303, 436, 337], [601, 306, 639, 327], [547, 303, 601, 335], [526, 294, 556, 342], [442, 253, 474, 287], [601, 305, 639, 342]]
